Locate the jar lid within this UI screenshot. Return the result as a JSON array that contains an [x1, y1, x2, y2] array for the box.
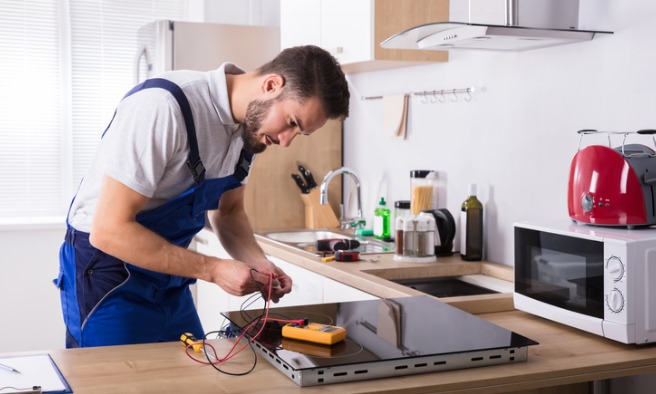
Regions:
[[402, 218, 416, 231], [410, 170, 432, 179], [395, 200, 410, 209], [416, 216, 429, 231]]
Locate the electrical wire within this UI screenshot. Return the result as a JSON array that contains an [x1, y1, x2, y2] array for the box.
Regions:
[[183, 268, 303, 376]]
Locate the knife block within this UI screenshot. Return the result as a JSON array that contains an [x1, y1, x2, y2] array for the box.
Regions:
[[300, 189, 340, 229]]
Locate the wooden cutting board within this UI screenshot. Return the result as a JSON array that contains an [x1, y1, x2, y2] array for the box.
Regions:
[[243, 119, 343, 231]]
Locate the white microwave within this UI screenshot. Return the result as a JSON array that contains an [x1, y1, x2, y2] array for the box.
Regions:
[[514, 221, 656, 345]]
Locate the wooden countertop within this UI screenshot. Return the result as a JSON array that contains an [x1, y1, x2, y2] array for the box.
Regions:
[[15, 309, 656, 394], [6, 235, 656, 393], [255, 234, 516, 314]]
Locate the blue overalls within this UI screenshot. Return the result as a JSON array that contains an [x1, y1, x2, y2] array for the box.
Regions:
[[55, 78, 252, 348]]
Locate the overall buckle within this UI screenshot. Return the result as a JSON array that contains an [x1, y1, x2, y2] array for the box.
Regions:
[[186, 159, 206, 185]]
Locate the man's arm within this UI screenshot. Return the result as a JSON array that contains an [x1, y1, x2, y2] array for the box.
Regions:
[[89, 175, 267, 297], [208, 186, 293, 301]]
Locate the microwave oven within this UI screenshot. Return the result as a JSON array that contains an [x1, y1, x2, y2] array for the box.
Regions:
[[514, 221, 656, 345]]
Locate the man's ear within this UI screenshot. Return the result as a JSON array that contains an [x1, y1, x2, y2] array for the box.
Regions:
[[262, 74, 285, 95]]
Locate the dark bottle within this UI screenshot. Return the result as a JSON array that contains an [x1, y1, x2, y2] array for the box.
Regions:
[[460, 183, 483, 261]]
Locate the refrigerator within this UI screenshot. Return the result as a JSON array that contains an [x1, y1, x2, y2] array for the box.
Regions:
[[134, 20, 280, 83]]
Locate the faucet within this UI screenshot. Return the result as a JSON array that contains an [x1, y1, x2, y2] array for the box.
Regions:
[[319, 167, 366, 230]]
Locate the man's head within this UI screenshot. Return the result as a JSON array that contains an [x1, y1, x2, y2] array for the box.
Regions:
[[241, 45, 350, 154]]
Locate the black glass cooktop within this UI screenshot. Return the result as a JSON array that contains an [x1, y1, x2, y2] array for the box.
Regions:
[[221, 296, 538, 386]]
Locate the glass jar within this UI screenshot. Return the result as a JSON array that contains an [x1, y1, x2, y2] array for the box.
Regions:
[[410, 170, 437, 215], [402, 217, 416, 257], [418, 212, 436, 257], [393, 200, 410, 235]]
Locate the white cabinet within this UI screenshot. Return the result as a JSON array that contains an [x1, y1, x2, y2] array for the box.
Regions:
[[324, 276, 378, 303], [280, 0, 449, 73], [192, 229, 377, 332], [281, 0, 371, 65]]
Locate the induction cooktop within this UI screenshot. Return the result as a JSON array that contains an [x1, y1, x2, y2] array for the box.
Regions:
[[221, 296, 538, 386]]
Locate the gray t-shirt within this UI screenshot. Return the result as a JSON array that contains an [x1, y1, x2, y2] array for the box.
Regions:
[[68, 63, 249, 232]]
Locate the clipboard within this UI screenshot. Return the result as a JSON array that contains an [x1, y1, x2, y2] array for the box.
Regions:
[[0, 354, 72, 393]]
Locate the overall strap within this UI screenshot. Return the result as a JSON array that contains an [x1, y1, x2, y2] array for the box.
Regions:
[[103, 78, 205, 184], [233, 149, 254, 183]]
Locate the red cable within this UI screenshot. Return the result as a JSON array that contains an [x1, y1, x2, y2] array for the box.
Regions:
[[185, 272, 302, 366]]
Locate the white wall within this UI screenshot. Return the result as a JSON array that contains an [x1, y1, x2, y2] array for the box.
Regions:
[[0, 223, 66, 351], [344, 0, 656, 266]]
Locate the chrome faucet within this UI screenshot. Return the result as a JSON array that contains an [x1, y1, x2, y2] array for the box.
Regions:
[[319, 167, 366, 230]]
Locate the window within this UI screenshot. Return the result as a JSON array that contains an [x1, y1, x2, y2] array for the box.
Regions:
[[0, 0, 188, 219]]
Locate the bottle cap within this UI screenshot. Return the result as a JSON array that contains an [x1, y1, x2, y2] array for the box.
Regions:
[[410, 170, 431, 179], [403, 218, 416, 231], [468, 183, 477, 196], [416, 216, 429, 231], [418, 212, 436, 229], [378, 197, 386, 206]]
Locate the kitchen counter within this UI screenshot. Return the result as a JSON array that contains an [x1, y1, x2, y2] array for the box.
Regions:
[[12, 309, 656, 394], [255, 234, 516, 315]]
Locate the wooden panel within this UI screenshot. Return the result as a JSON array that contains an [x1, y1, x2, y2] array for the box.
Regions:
[[244, 119, 343, 231], [374, 0, 450, 62]]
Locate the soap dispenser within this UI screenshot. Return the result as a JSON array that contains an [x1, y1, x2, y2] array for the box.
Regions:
[[373, 197, 391, 240]]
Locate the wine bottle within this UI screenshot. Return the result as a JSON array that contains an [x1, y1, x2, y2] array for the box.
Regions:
[[460, 184, 483, 261]]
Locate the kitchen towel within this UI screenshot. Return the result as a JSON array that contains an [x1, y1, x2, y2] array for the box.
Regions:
[[383, 94, 408, 140]]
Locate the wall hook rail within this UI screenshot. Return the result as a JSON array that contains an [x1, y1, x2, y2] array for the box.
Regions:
[[361, 87, 475, 103]]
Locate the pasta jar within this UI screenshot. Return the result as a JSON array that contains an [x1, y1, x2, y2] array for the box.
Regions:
[[410, 170, 437, 215]]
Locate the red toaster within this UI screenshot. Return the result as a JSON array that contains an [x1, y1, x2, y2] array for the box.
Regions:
[[568, 130, 656, 228]]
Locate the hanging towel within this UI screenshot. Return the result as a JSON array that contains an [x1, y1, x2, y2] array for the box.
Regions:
[[383, 94, 408, 140]]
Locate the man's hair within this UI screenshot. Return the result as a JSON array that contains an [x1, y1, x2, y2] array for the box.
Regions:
[[256, 45, 350, 119]]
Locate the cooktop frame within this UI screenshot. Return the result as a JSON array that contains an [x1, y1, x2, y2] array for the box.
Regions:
[[221, 296, 538, 387]]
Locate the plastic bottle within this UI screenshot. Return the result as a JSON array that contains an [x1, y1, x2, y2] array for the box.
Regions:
[[460, 184, 483, 261], [373, 197, 391, 240]]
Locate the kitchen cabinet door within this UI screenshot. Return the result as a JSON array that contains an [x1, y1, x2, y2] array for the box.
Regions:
[[193, 230, 239, 332], [323, 276, 378, 303], [319, 0, 372, 65], [267, 256, 325, 306], [280, 0, 449, 73]]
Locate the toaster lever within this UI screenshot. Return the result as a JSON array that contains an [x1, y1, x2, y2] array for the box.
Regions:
[[644, 172, 656, 185]]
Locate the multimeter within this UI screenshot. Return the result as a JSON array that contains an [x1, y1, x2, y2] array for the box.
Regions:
[[281, 322, 347, 345]]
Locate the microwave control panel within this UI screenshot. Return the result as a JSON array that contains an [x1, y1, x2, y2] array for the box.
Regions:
[[604, 241, 628, 320]]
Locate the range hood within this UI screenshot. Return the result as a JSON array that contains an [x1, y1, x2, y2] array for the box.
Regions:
[[381, 0, 613, 52]]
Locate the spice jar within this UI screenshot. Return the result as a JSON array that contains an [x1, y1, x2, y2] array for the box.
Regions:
[[402, 217, 416, 257], [415, 215, 429, 257], [418, 212, 436, 257], [395, 216, 405, 255]]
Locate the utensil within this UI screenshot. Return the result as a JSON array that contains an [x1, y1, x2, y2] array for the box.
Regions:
[[297, 163, 317, 190], [291, 173, 309, 194]]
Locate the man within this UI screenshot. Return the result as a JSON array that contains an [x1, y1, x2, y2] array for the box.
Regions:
[[55, 45, 350, 348]]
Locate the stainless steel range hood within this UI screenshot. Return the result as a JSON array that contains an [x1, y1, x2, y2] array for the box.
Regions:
[[381, 0, 613, 52]]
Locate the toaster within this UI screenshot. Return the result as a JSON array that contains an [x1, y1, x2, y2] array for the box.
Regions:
[[568, 130, 656, 228]]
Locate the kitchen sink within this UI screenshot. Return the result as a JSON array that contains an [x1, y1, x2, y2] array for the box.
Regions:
[[256, 229, 395, 256], [264, 230, 352, 244], [391, 277, 499, 298]]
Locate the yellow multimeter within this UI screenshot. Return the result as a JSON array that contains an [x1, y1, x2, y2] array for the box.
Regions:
[[281, 322, 347, 345]]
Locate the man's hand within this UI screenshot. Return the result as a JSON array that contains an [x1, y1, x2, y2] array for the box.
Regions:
[[247, 263, 293, 303]]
